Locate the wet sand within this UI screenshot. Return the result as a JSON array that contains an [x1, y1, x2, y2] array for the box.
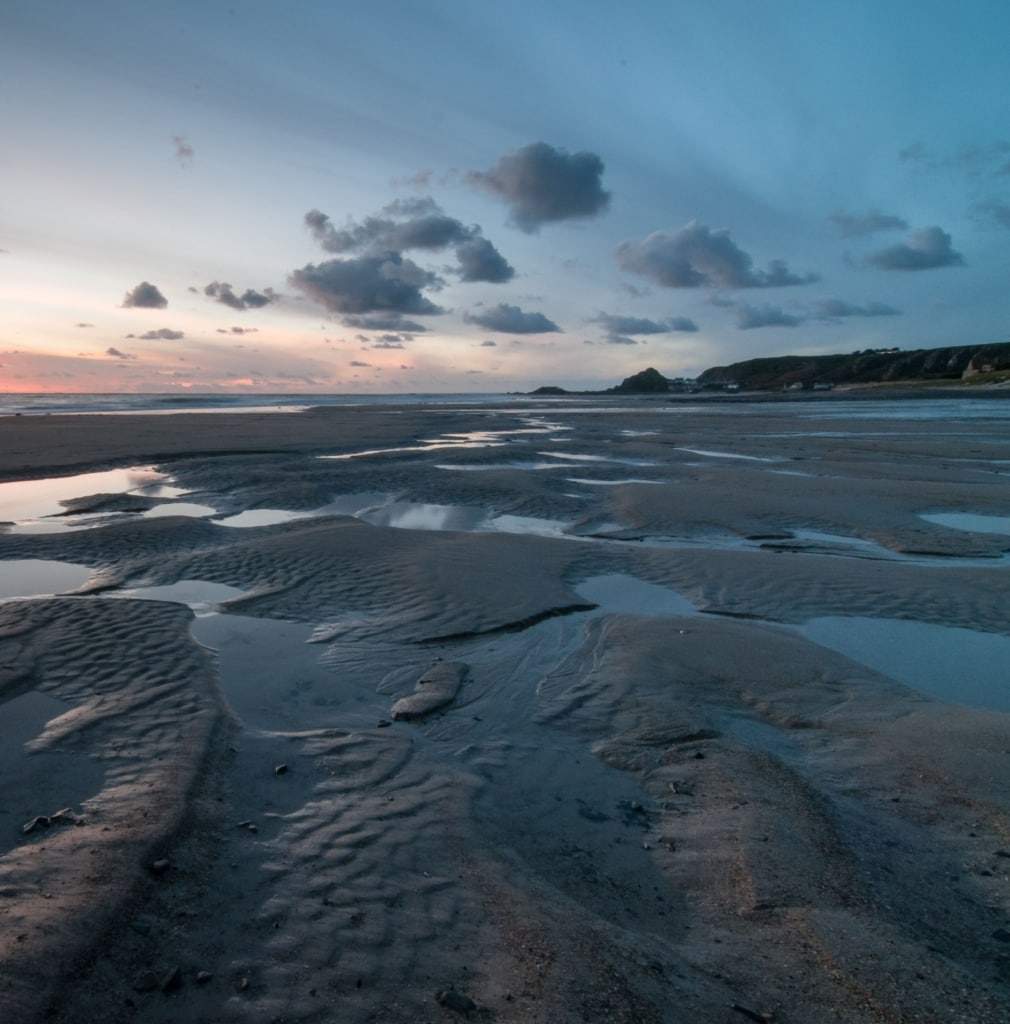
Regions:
[[1, 394, 1009, 1023]]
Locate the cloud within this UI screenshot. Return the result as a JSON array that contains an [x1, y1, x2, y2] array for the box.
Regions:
[[350, 360, 371, 367], [973, 199, 1010, 230], [605, 335, 639, 345], [814, 299, 901, 320], [829, 209, 908, 237], [734, 303, 803, 330], [480, 340, 497, 347], [592, 313, 697, 334], [216, 326, 259, 335], [306, 200, 514, 284], [341, 314, 428, 332], [137, 328, 184, 340], [371, 339, 405, 349], [615, 222, 818, 289], [867, 226, 964, 270], [75, 322, 94, 328], [122, 281, 168, 308], [454, 237, 515, 283], [465, 141, 610, 232], [463, 302, 561, 334], [204, 281, 278, 309], [105, 346, 136, 359], [289, 254, 444, 315]]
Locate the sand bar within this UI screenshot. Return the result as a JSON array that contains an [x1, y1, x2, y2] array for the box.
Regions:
[[1, 393, 1009, 1023]]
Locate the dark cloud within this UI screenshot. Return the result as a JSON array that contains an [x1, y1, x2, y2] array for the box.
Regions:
[[867, 226, 964, 270], [829, 209, 908, 237], [735, 303, 803, 330], [289, 255, 443, 315], [340, 314, 428, 332], [480, 340, 497, 347], [122, 281, 168, 308], [592, 313, 698, 334], [463, 302, 561, 334], [615, 222, 818, 289], [138, 328, 184, 340], [814, 299, 901, 320], [454, 237, 515, 283], [204, 281, 277, 310], [215, 326, 259, 335], [172, 135, 194, 164], [306, 200, 514, 284], [105, 346, 136, 359], [465, 141, 611, 232], [605, 335, 639, 345]]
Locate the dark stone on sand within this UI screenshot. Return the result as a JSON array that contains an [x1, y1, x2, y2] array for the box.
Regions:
[[436, 988, 477, 1014], [274, 763, 288, 775], [196, 970, 213, 984], [149, 858, 171, 875], [132, 970, 159, 993], [993, 928, 1010, 943], [160, 965, 182, 993]]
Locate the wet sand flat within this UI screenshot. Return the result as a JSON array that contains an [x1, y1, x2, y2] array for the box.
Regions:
[[1, 394, 1009, 1023]]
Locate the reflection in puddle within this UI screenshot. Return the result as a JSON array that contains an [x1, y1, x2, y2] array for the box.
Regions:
[[0, 559, 93, 599], [359, 502, 488, 531], [797, 617, 1010, 713], [921, 512, 1010, 535], [436, 461, 568, 472], [538, 452, 657, 466], [143, 502, 218, 519], [566, 477, 665, 486]]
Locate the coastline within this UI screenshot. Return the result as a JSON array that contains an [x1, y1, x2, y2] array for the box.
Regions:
[[1, 397, 1009, 1022]]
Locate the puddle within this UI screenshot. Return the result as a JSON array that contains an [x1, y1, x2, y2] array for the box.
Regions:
[[575, 575, 697, 616], [921, 512, 1010, 535], [436, 461, 569, 471], [111, 580, 249, 616], [674, 447, 783, 462], [566, 477, 665, 486], [796, 616, 1010, 713], [0, 559, 93, 599], [0, 690, 107, 856], [358, 502, 489, 531], [0, 467, 178, 522], [142, 502, 218, 519], [214, 509, 314, 528], [538, 452, 658, 466]]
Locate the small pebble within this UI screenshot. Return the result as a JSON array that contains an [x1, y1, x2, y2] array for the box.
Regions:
[[150, 859, 171, 876], [274, 764, 288, 775]]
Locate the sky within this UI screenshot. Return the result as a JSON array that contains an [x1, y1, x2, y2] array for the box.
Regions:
[[2, 0, 1008, 394]]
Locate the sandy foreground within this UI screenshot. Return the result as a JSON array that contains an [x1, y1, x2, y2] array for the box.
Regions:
[[1, 394, 1009, 1023]]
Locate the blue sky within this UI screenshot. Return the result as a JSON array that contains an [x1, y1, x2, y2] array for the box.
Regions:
[[2, 0, 1007, 393]]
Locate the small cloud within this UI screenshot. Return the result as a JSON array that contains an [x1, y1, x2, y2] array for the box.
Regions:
[[972, 199, 1010, 230], [463, 302, 561, 334], [605, 335, 639, 345], [735, 303, 803, 330], [829, 209, 908, 237], [454, 236, 515, 283], [390, 169, 432, 190], [75, 322, 94, 328], [122, 281, 168, 308], [138, 328, 184, 340], [615, 222, 818, 289], [340, 314, 428, 332], [350, 360, 371, 367], [215, 326, 260, 335], [592, 312, 698, 335], [814, 299, 901, 320], [204, 281, 277, 310], [172, 135, 194, 165], [106, 346, 136, 359], [465, 141, 611, 232], [867, 226, 964, 271], [480, 339, 497, 347]]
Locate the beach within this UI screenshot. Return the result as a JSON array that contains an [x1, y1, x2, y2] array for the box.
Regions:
[[1, 393, 1009, 1023]]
